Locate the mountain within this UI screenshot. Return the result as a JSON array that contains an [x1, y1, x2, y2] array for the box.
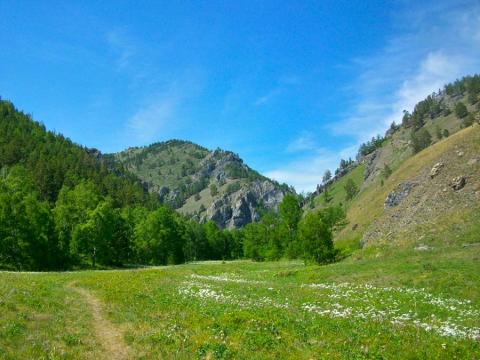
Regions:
[[0, 99, 151, 207], [110, 141, 290, 228], [307, 74, 480, 249]]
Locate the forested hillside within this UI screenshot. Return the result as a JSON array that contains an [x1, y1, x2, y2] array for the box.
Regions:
[[112, 141, 290, 228], [1, 75, 479, 271], [0, 100, 338, 270], [0, 100, 236, 270]]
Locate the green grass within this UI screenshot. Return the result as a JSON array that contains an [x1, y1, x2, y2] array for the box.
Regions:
[[1, 240, 479, 359], [0, 274, 102, 359], [312, 164, 365, 210]]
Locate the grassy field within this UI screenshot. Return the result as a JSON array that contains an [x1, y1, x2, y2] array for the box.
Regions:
[[1, 241, 479, 359]]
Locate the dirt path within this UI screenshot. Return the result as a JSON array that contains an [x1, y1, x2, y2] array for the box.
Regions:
[[68, 283, 131, 360]]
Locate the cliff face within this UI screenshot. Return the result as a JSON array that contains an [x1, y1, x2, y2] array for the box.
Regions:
[[112, 140, 288, 228]]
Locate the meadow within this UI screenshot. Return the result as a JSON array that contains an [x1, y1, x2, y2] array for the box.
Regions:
[[1, 241, 479, 359]]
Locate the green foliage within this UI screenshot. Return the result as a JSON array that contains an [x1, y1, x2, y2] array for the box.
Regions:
[[454, 102, 468, 119], [322, 170, 332, 183], [323, 187, 332, 203], [358, 135, 385, 157], [435, 125, 443, 140], [134, 206, 184, 265], [410, 128, 432, 153], [298, 211, 335, 264], [0, 167, 58, 270], [225, 181, 241, 194], [443, 129, 450, 138], [344, 178, 359, 201], [279, 193, 302, 235], [209, 183, 218, 196], [381, 164, 392, 179], [463, 113, 475, 128]]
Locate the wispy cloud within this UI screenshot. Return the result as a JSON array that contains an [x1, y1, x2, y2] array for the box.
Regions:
[[126, 93, 178, 143], [286, 132, 316, 153], [106, 28, 136, 69], [266, 145, 357, 193], [123, 70, 205, 144], [253, 87, 282, 106], [267, 0, 480, 192], [253, 74, 301, 106], [330, 0, 480, 142]]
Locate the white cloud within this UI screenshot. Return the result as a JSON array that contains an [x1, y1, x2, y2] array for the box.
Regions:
[[267, 0, 480, 193], [126, 94, 178, 143], [286, 132, 316, 153], [123, 70, 205, 144], [330, 0, 480, 143], [106, 29, 136, 69], [265, 145, 358, 193], [253, 88, 282, 106]]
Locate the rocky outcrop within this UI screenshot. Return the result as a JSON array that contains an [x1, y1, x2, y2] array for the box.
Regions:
[[430, 162, 444, 178], [205, 180, 284, 228], [450, 176, 466, 191], [363, 150, 378, 181], [384, 181, 417, 209]]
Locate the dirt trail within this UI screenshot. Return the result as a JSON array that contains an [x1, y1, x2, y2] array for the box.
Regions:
[[68, 283, 131, 360]]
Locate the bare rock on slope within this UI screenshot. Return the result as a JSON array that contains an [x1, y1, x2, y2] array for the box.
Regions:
[[362, 127, 480, 247], [450, 176, 466, 191], [206, 180, 284, 228], [384, 181, 417, 209], [430, 162, 444, 178], [363, 150, 378, 181]]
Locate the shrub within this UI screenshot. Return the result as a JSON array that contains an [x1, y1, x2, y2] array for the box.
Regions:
[[454, 102, 468, 119], [410, 128, 432, 153], [209, 184, 218, 196], [344, 179, 359, 201]]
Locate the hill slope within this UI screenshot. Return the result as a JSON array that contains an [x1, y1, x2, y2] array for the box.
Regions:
[[111, 141, 289, 228], [0, 99, 149, 206], [308, 75, 480, 249]]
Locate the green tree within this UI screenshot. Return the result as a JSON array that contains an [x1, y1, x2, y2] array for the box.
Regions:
[[243, 222, 267, 261], [0, 167, 57, 270], [204, 221, 227, 259], [381, 165, 392, 179], [344, 179, 359, 201], [454, 102, 468, 119], [322, 170, 332, 183], [53, 181, 100, 264], [442, 129, 450, 138], [435, 125, 443, 140], [298, 211, 335, 264], [410, 128, 432, 153], [134, 206, 184, 265], [209, 183, 218, 196], [463, 113, 475, 127], [278, 193, 302, 258]]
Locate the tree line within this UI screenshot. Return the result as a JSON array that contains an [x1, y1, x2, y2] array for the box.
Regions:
[[0, 166, 343, 270], [0, 99, 341, 270]]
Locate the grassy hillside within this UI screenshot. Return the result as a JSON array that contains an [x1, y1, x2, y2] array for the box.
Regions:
[[337, 124, 480, 248], [310, 164, 365, 210], [307, 75, 480, 249]]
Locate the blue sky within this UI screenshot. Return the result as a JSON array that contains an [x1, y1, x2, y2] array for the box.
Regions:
[[1, 0, 479, 192]]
